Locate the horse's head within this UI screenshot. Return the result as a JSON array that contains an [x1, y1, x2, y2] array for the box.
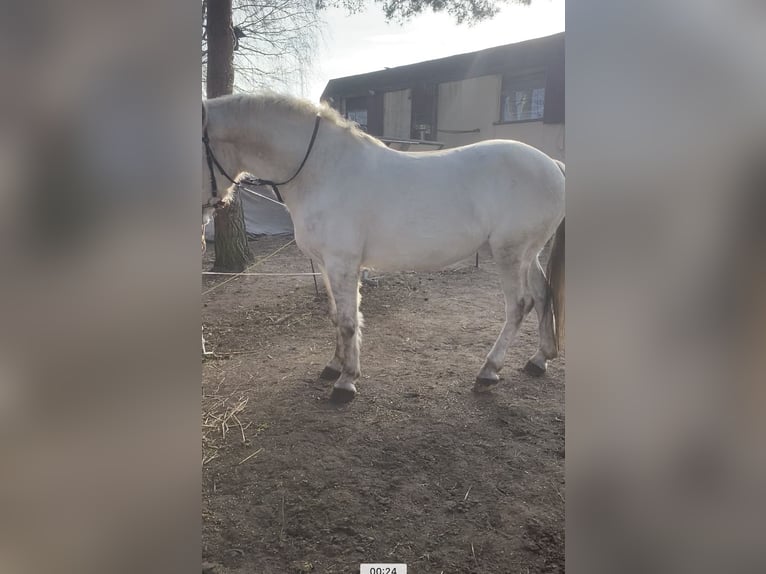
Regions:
[[202, 100, 235, 227]]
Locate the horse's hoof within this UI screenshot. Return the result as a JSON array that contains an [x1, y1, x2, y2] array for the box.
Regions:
[[329, 387, 357, 404], [475, 376, 500, 386], [473, 377, 500, 393], [319, 366, 341, 381], [523, 360, 547, 377]]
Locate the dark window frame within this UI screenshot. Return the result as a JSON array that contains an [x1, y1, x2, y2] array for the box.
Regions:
[[499, 69, 547, 124], [344, 96, 369, 132]]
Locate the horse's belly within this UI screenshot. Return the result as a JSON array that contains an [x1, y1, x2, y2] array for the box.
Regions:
[[362, 230, 486, 272]]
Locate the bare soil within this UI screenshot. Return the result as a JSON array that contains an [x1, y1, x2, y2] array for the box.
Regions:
[[202, 235, 564, 574]]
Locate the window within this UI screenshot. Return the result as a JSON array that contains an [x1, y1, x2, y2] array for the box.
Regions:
[[345, 96, 368, 131], [410, 84, 437, 140], [500, 71, 546, 122]]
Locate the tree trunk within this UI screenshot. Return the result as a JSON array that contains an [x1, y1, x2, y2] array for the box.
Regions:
[[211, 191, 253, 272], [206, 0, 253, 271], [206, 0, 234, 98]]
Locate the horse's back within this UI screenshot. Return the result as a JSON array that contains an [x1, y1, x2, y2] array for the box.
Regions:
[[348, 139, 564, 271], [399, 138, 563, 196], [393, 138, 564, 229]]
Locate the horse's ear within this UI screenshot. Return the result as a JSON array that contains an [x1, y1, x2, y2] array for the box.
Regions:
[[202, 101, 208, 131]]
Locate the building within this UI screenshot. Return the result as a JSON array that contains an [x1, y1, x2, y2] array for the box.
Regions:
[[320, 32, 565, 159]]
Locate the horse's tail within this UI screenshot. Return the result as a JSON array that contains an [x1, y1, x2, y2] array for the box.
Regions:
[[548, 159, 565, 353], [548, 217, 565, 353]]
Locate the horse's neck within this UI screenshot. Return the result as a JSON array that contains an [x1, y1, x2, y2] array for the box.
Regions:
[[237, 111, 319, 186], [211, 101, 369, 201]]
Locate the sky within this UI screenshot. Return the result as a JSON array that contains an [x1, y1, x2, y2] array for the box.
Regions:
[[303, 0, 565, 102]]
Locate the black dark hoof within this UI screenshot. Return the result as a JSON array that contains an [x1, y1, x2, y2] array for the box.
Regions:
[[319, 366, 341, 381], [329, 387, 357, 404], [475, 376, 500, 386], [523, 360, 547, 377], [473, 377, 500, 393]]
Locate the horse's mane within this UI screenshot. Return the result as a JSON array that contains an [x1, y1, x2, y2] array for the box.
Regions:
[[213, 92, 386, 147]]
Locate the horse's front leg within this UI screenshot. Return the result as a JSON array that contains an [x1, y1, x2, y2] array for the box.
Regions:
[[323, 262, 363, 403], [318, 266, 344, 380]]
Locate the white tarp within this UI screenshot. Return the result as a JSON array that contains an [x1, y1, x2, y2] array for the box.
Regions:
[[204, 188, 294, 240]]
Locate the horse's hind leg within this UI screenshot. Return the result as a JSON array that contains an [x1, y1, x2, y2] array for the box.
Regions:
[[523, 257, 558, 377], [323, 261, 363, 403], [475, 252, 532, 388], [318, 265, 344, 381]]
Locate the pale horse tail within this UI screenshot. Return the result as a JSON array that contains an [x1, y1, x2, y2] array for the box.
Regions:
[[547, 160, 565, 353]]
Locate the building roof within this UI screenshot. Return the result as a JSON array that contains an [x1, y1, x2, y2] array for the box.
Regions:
[[321, 32, 565, 102]]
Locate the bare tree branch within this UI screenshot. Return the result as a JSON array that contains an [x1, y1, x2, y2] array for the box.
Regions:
[[202, 0, 320, 96]]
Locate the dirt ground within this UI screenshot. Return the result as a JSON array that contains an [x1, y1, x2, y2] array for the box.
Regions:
[[202, 235, 564, 574]]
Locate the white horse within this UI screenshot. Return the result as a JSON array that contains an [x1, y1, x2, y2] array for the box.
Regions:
[[202, 93, 564, 403]]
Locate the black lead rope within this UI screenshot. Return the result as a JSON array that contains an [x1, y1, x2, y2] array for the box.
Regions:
[[202, 131, 233, 199], [203, 114, 321, 206]]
